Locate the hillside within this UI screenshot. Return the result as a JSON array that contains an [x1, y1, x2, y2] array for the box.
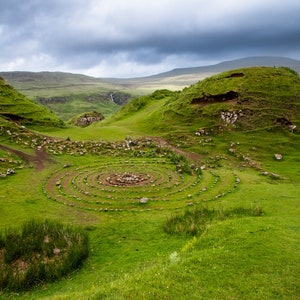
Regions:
[[0, 76, 63, 129], [106, 56, 300, 90], [103, 66, 300, 137], [1, 57, 300, 120], [0, 71, 134, 121]]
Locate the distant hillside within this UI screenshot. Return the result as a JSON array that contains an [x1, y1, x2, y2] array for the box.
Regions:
[[105, 66, 300, 135], [1, 57, 300, 120], [0, 76, 63, 129], [0, 71, 125, 96], [0, 71, 134, 121], [151, 56, 300, 78], [107, 56, 300, 91]]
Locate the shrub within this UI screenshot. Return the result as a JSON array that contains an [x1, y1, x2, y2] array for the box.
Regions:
[[0, 219, 89, 291]]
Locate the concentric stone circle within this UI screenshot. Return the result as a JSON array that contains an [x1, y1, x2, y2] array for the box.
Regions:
[[43, 157, 240, 212]]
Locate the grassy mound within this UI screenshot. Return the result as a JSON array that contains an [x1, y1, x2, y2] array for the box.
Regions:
[[0, 219, 88, 291], [0, 77, 64, 129], [105, 67, 300, 136]]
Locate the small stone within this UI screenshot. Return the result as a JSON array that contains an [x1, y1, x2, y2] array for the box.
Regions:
[[140, 197, 149, 204], [274, 154, 283, 160], [53, 248, 61, 255], [6, 168, 15, 175]]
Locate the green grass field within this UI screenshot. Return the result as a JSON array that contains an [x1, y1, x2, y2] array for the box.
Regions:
[[0, 67, 299, 299]]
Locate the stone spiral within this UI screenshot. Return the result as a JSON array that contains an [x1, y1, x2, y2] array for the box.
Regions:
[[43, 157, 240, 212]]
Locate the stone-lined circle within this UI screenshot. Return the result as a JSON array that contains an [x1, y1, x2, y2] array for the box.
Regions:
[[43, 157, 240, 212]]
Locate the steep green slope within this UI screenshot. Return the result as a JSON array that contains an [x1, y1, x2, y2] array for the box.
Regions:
[[106, 67, 300, 135], [0, 76, 63, 129]]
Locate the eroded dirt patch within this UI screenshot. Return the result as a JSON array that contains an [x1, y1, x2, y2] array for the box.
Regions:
[[226, 72, 244, 78], [191, 90, 239, 106], [0, 144, 53, 171]]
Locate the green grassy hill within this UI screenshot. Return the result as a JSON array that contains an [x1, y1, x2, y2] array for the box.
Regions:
[[0, 67, 299, 299], [100, 67, 300, 137], [0, 76, 63, 129]]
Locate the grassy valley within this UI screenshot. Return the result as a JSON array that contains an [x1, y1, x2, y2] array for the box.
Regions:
[[0, 66, 299, 299], [0, 71, 135, 121]]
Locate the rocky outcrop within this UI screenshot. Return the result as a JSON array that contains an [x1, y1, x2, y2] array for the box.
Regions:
[[74, 111, 104, 127], [38, 97, 67, 104]]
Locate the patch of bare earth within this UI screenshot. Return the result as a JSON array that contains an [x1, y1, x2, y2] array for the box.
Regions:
[[0, 144, 53, 171], [151, 137, 202, 163]]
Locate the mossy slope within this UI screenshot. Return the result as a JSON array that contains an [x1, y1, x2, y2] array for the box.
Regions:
[[0, 77, 63, 129], [108, 67, 300, 134]]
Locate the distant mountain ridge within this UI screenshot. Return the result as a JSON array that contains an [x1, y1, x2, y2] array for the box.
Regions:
[[149, 56, 300, 78], [1, 56, 300, 83], [104, 56, 300, 90]]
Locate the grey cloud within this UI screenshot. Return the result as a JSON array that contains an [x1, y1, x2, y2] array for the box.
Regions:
[[0, 0, 300, 77]]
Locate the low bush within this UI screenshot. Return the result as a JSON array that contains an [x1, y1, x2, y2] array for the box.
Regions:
[[0, 219, 89, 291]]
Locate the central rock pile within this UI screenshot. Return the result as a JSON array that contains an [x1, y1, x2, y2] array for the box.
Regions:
[[107, 172, 147, 186]]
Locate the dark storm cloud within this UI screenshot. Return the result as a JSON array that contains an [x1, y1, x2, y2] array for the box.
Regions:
[[1, 0, 300, 77]]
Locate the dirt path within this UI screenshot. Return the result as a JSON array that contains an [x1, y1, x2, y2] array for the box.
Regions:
[[0, 144, 53, 171], [151, 137, 202, 164]]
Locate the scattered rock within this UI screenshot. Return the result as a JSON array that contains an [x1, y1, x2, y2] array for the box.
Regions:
[[220, 110, 242, 126], [6, 168, 15, 175], [274, 154, 283, 160], [53, 248, 61, 255], [140, 197, 149, 204], [270, 173, 281, 179]]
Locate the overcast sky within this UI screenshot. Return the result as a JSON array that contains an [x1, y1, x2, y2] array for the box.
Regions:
[[1, 0, 300, 78]]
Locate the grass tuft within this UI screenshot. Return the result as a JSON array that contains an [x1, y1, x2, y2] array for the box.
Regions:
[[0, 219, 89, 291], [164, 205, 263, 236]]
